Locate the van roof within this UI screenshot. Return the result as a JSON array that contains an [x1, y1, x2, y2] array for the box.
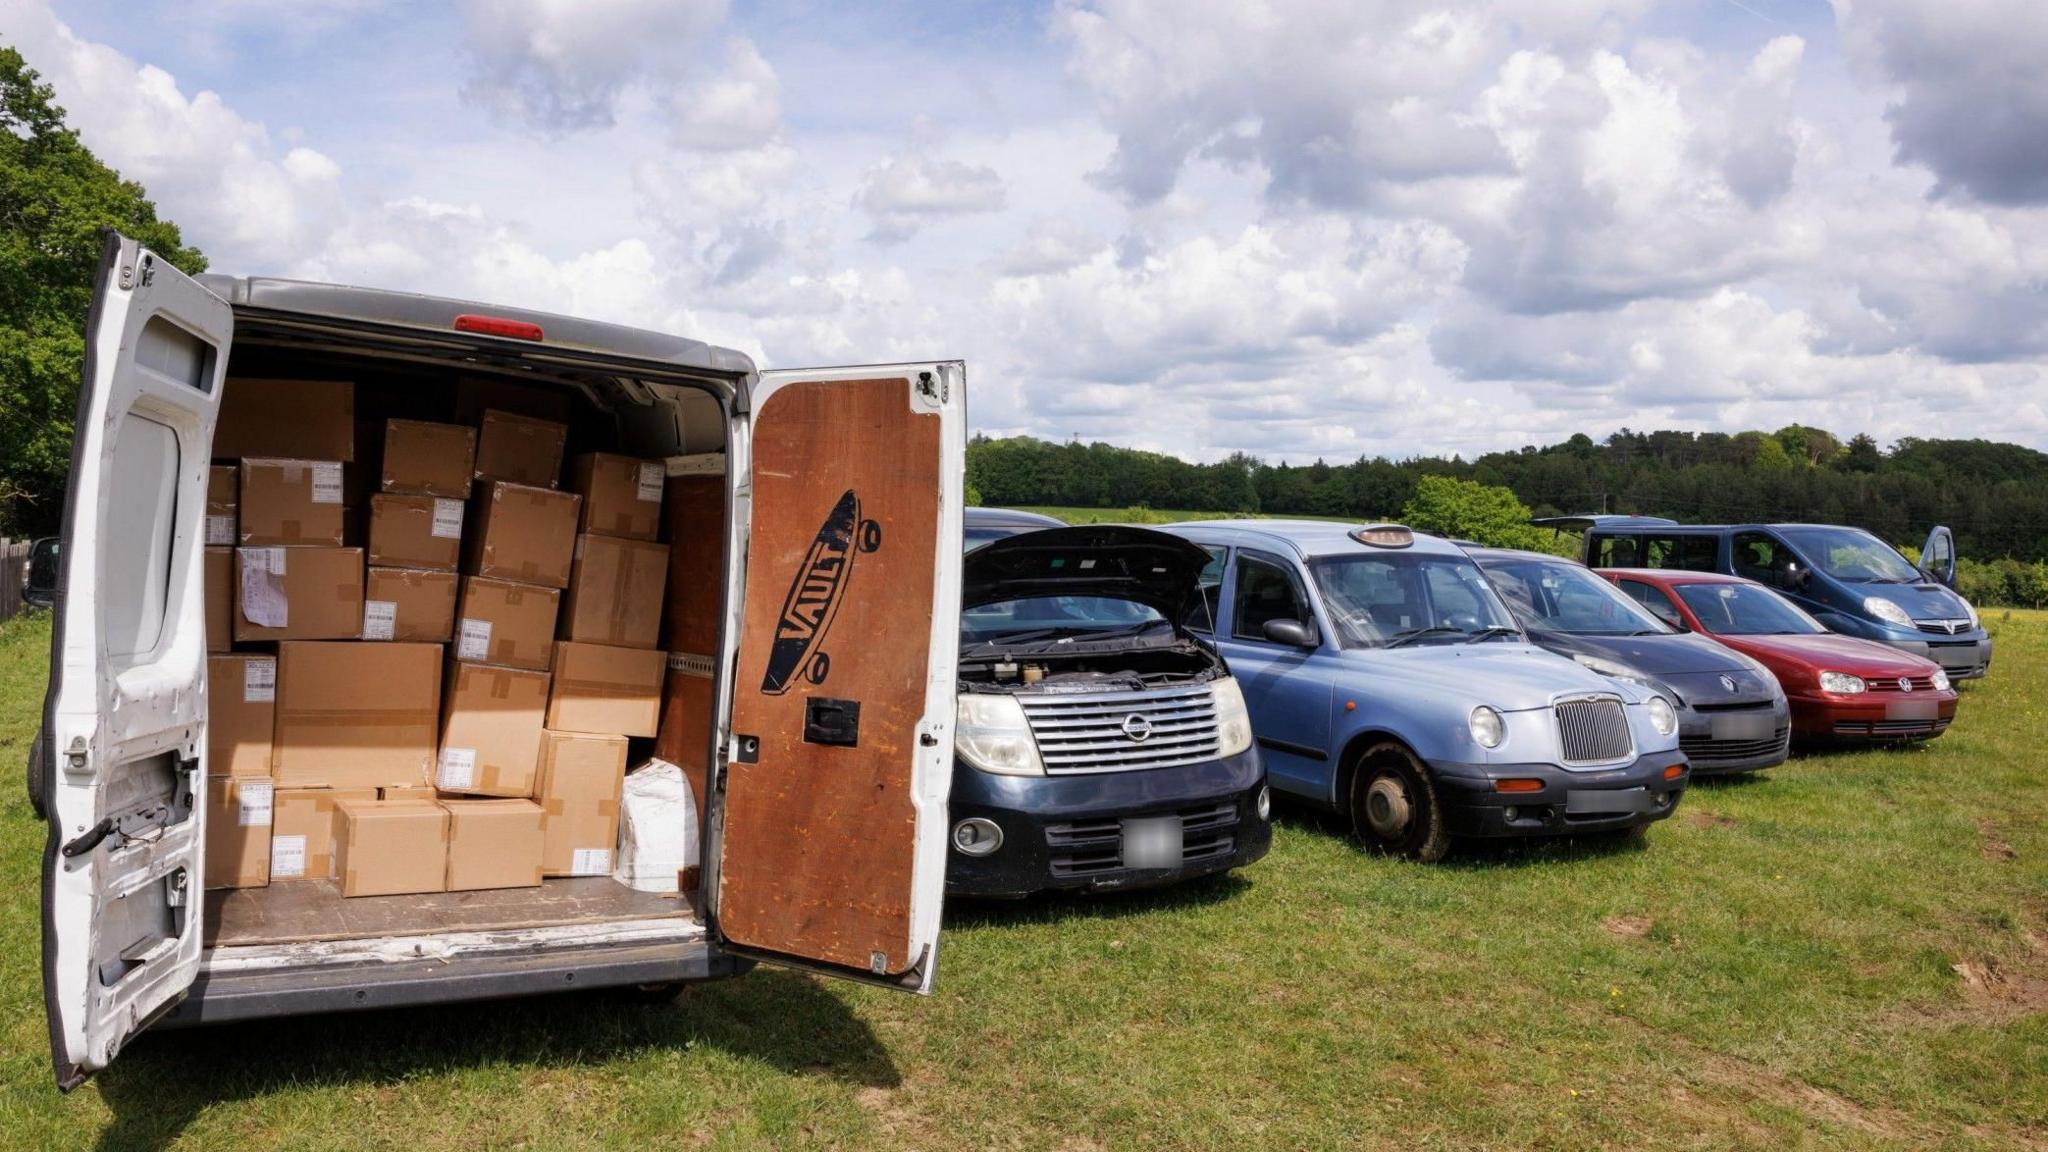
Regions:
[[198, 274, 758, 377], [1167, 519, 1474, 561]]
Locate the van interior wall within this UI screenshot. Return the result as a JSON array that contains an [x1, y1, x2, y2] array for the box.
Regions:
[[203, 335, 725, 951]]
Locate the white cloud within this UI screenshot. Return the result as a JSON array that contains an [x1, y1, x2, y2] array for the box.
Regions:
[[457, 0, 728, 130], [667, 37, 782, 151], [856, 148, 1007, 244]]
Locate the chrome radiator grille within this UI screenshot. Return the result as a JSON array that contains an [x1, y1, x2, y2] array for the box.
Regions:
[[1554, 695, 1634, 765], [1019, 683, 1220, 774]]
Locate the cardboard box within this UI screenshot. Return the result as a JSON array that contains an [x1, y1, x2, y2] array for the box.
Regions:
[[660, 457, 726, 654], [364, 567, 459, 642], [205, 546, 232, 653], [273, 641, 441, 788], [206, 465, 238, 547], [234, 546, 365, 642], [367, 493, 464, 571], [238, 458, 347, 547], [334, 799, 448, 897], [546, 641, 665, 736], [204, 777, 273, 890], [443, 798, 545, 891], [474, 408, 567, 487], [560, 535, 668, 648], [569, 453, 665, 541], [455, 576, 560, 671], [380, 785, 436, 801], [214, 378, 354, 462], [206, 654, 276, 778], [269, 787, 377, 881], [465, 482, 581, 589], [536, 730, 627, 876], [438, 662, 549, 796], [654, 652, 714, 834], [382, 419, 477, 498]]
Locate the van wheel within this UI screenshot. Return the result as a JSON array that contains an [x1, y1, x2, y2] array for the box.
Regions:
[[27, 727, 47, 821], [1347, 743, 1449, 863]]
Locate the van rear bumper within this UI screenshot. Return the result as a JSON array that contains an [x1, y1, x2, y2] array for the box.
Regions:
[[161, 939, 743, 1027]]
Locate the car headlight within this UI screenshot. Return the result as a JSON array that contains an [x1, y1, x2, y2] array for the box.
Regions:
[[1864, 597, 1913, 627], [1212, 676, 1253, 758], [1469, 705, 1506, 749], [955, 693, 1044, 776], [1931, 669, 1951, 692], [1645, 695, 1677, 737], [1819, 671, 1866, 694], [1962, 599, 1979, 629]]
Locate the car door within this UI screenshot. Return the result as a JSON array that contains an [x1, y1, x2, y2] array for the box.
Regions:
[[708, 362, 964, 992], [43, 235, 231, 1089], [1921, 525, 1956, 588], [1214, 549, 1330, 796]]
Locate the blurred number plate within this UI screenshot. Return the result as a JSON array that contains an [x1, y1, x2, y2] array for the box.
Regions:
[[1886, 700, 1938, 721], [1121, 816, 1182, 869], [1710, 712, 1775, 741], [1565, 788, 1647, 815]]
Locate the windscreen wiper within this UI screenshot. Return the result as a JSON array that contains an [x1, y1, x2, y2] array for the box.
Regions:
[[1462, 627, 1522, 644], [1386, 626, 1465, 648]]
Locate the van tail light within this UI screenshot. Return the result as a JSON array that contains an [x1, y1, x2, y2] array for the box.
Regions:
[[453, 314, 543, 341], [1494, 778, 1544, 793]]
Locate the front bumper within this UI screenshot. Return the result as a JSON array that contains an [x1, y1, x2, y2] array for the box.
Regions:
[[1674, 699, 1791, 775], [1880, 634, 1992, 680], [946, 749, 1271, 898], [1790, 691, 1959, 744], [1426, 749, 1689, 838]]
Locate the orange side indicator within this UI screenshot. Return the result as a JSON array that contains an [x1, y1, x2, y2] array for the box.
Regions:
[[1494, 778, 1544, 793], [1663, 765, 1685, 780]]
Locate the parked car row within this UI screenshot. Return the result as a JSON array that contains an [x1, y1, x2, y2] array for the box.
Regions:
[[947, 508, 1979, 888]]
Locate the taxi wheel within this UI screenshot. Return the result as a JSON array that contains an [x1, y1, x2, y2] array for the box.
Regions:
[[1348, 743, 1449, 863]]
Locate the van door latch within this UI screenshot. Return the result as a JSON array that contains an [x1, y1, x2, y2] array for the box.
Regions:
[[803, 698, 861, 747]]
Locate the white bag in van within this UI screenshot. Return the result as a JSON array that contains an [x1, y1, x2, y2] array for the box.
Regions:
[[613, 759, 698, 894]]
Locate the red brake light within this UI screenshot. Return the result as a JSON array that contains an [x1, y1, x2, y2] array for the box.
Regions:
[[453, 314, 544, 341]]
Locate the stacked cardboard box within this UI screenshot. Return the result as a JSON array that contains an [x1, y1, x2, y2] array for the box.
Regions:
[[654, 453, 725, 824]]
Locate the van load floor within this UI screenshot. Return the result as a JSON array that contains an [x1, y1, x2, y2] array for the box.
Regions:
[[205, 877, 693, 948]]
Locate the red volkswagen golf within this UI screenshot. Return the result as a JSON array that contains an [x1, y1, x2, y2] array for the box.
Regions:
[[1598, 570, 1958, 745]]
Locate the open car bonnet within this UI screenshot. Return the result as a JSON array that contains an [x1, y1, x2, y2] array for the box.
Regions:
[[961, 524, 1213, 620]]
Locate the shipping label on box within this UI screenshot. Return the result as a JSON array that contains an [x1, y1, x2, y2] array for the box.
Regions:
[[206, 465, 238, 546], [464, 481, 581, 589], [238, 459, 347, 547], [207, 654, 276, 778], [560, 534, 669, 648], [204, 777, 273, 890], [455, 576, 560, 670], [214, 378, 354, 462], [545, 641, 666, 736], [273, 641, 441, 788], [443, 798, 545, 891], [270, 787, 377, 881], [383, 419, 478, 498], [335, 799, 449, 897], [568, 453, 664, 541], [364, 567, 458, 643], [438, 662, 549, 796], [368, 493, 462, 571], [234, 547, 364, 642], [536, 730, 627, 877], [474, 408, 568, 487]]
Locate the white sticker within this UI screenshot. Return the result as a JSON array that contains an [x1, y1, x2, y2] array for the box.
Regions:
[[431, 498, 465, 539], [636, 462, 665, 502], [362, 599, 397, 641], [239, 548, 288, 628], [238, 780, 274, 827], [270, 834, 307, 878], [206, 514, 235, 546], [243, 657, 276, 703], [456, 618, 493, 661], [438, 747, 477, 791], [310, 461, 344, 505], [572, 848, 612, 876]]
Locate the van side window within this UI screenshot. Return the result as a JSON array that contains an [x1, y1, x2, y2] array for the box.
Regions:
[[1592, 534, 1643, 568], [1643, 535, 1718, 572], [1233, 555, 1310, 642], [1618, 579, 1684, 628], [1184, 546, 1225, 633], [1732, 531, 1798, 586]]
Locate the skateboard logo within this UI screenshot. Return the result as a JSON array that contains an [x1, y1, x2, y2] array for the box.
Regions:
[[761, 489, 882, 695]]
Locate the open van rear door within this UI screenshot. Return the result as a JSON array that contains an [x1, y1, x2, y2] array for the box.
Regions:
[[710, 363, 964, 991], [43, 235, 230, 1088], [1921, 525, 1956, 587]]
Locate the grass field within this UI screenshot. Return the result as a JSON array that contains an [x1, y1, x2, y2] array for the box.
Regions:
[[1, 608, 2044, 1150]]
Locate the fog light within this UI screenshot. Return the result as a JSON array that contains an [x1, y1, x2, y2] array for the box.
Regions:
[[1255, 785, 1271, 822], [951, 817, 1003, 857], [1503, 806, 1519, 822]]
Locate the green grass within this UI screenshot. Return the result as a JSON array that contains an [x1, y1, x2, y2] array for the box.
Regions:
[[2, 607, 2044, 1149]]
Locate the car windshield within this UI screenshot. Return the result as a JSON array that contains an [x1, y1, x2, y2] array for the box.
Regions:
[[1673, 583, 1827, 636], [1309, 552, 1521, 648], [1482, 557, 1674, 636], [1776, 526, 1922, 583], [961, 596, 1167, 646]]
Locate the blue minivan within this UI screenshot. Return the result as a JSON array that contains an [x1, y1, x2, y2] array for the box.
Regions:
[[1537, 517, 1991, 679]]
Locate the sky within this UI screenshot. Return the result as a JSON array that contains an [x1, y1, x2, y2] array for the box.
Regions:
[[6, 0, 2047, 461]]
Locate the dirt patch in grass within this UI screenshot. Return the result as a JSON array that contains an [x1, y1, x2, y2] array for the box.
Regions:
[[1602, 915, 1652, 939], [1952, 957, 2048, 1022], [1978, 819, 2017, 861], [1685, 810, 1737, 830]]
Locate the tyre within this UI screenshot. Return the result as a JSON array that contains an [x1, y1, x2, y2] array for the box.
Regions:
[[27, 727, 47, 822], [1347, 743, 1450, 863]]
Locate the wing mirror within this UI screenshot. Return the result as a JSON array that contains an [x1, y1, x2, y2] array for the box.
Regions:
[[1262, 619, 1316, 647]]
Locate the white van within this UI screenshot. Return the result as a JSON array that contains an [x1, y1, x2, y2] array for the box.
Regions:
[[34, 233, 966, 1089]]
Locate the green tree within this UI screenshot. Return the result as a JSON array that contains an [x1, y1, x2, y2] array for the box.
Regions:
[[1400, 475, 1557, 552], [1, 46, 204, 535]]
